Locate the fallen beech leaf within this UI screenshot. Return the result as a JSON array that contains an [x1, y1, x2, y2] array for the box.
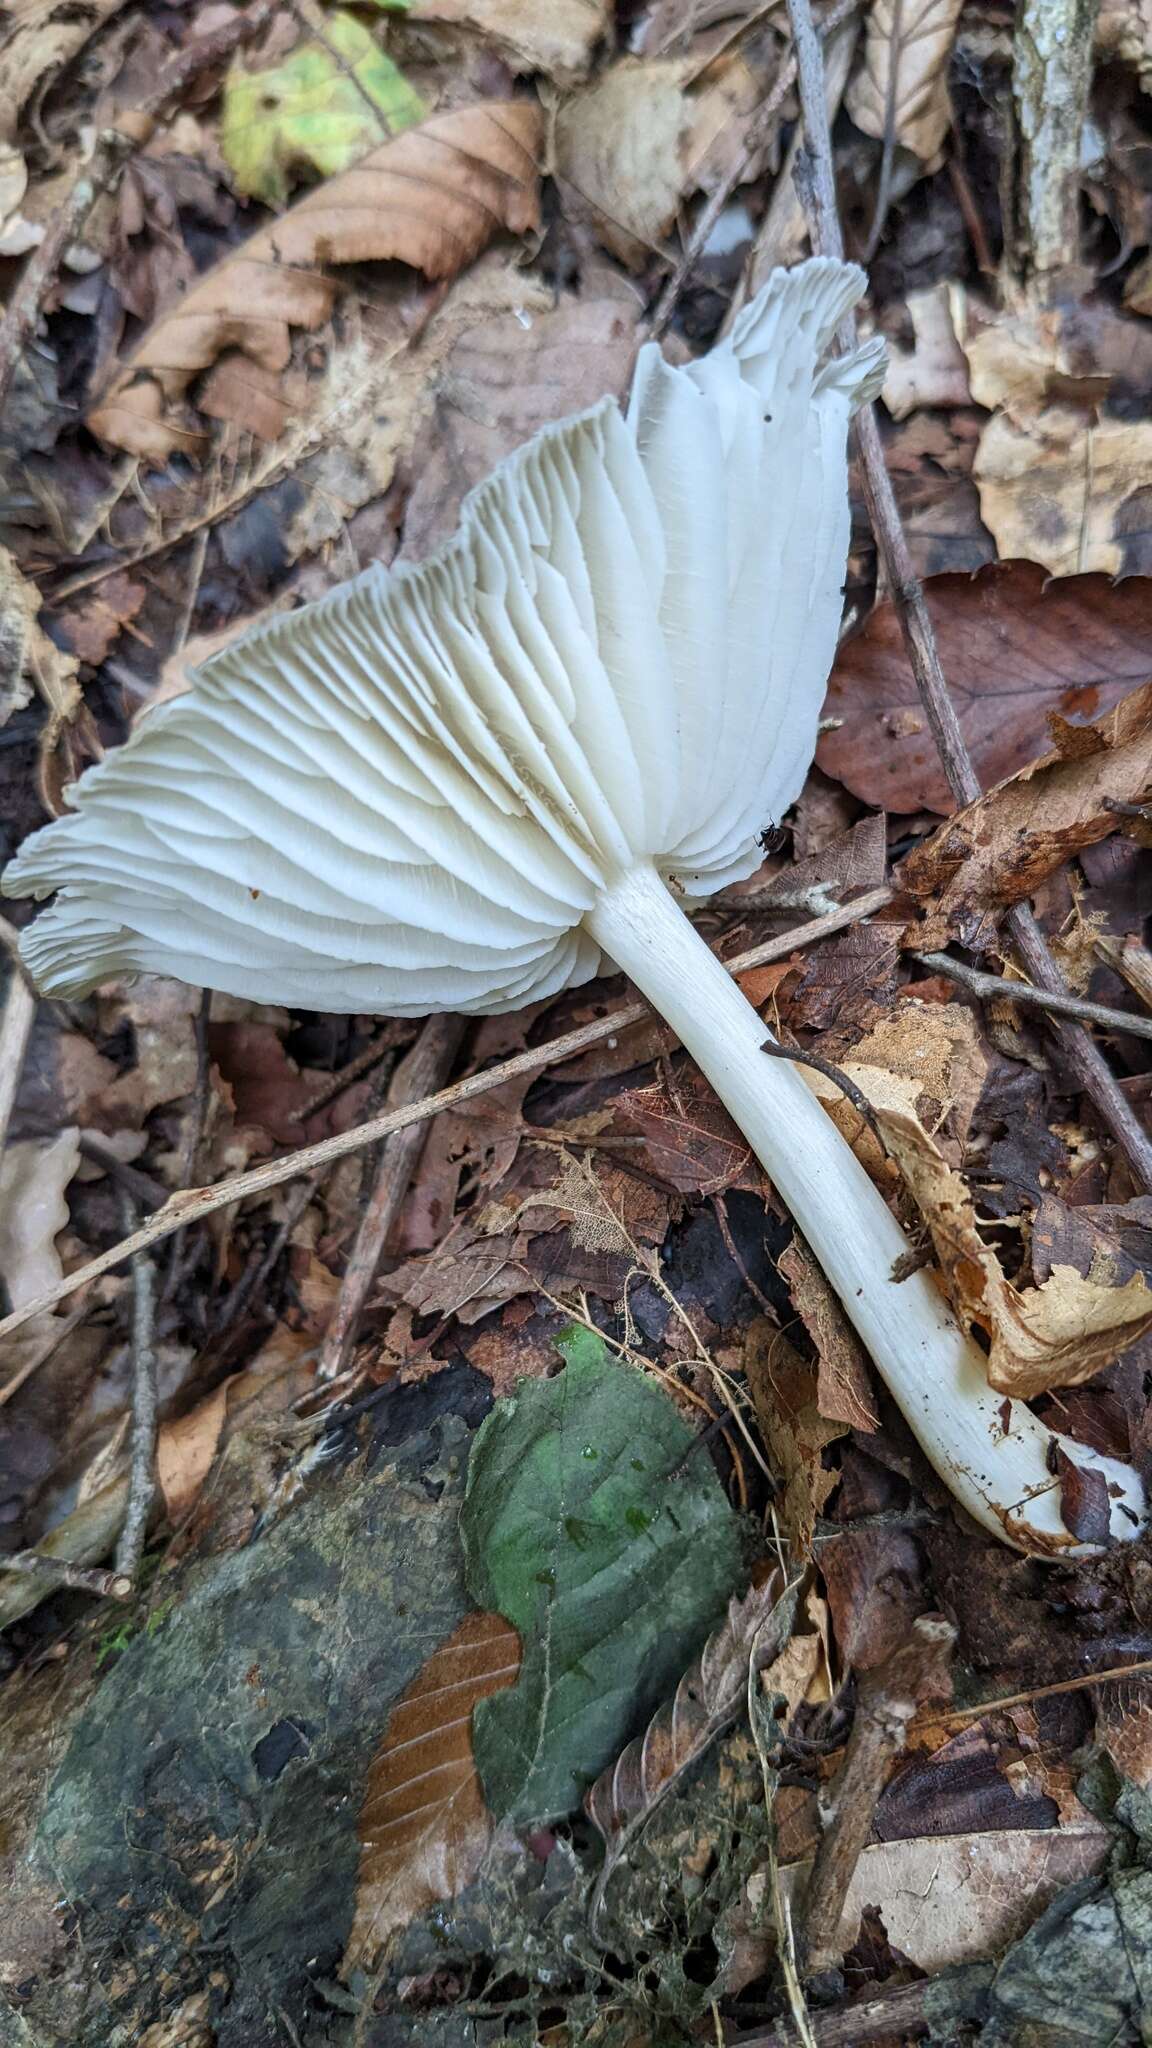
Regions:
[[845, 0, 964, 161], [221, 10, 425, 206], [411, 0, 610, 80], [344, 1612, 521, 1971], [975, 407, 1152, 579], [901, 678, 1152, 946], [820, 560, 1152, 813], [86, 100, 542, 461], [586, 1573, 791, 1902]]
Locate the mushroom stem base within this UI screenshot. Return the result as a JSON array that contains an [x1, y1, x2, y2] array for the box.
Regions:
[[584, 862, 1145, 1556]]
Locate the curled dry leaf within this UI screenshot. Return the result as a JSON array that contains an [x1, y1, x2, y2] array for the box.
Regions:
[[343, 1612, 521, 1972], [819, 560, 1152, 814], [845, 0, 965, 161], [901, 677, 1152, 947], [411, 0, 610, 82], [585, 1572, 791, 1911], [86, 100, 543, 462]]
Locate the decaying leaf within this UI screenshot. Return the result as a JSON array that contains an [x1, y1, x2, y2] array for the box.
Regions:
[[778, 1240, 880, 1433], [554, 52, 764, 270], [0, 545, 79, 730], [845, 0, 965, 162], [745, 1321, 844, 1553], [805, 1061, 1152, 1401], [820, 560, 1152, 813], [220, 10, 425, 207], [461, 1327, 743, 1820], [0, 0, 132, 154], [585, 1572, 792, 1906], [411, 0, 610, 80], [901, 678, 1152, 946], [86, 100, 542, 461], [343, 1612, 521, 1972], [0, 1129, 79, 1309]]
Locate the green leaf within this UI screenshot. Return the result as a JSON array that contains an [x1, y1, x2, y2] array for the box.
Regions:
[[221, 9, 426, 208], [461, 1328, 744, 1822]]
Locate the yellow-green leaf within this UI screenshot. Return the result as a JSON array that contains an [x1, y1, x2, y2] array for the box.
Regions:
[[221, 10, 426, 208]]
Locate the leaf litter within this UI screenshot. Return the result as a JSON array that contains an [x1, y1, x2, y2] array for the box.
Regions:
[[7, 0, 1152, 2040]]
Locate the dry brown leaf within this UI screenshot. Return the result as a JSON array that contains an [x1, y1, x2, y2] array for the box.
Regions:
[[155, 1379, 230, 1522], [0, 0, 132, 147], [554, 52, 762, 270], [778, 1240, 879, 1433], [845, 0, 964, 161], [608, 1069, 765, 1196], [882, 284, 972, 419], [974, 407, 1152, 579], [344, 1612, 521, 1972], [1, 545, 79, 729], [585, 1573, 790, 1900], [745, 1320, 844, 1554], [814, 1066, 1152, 1400], [411, 0, 609, 79], [901, 678, 1152, 947], [399, 282, 640, 557], [820, 560, 1152, 814], [86, 100, 543, 462]]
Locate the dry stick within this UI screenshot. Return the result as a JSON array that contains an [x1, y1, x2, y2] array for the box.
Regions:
[[784, 0, 1152, 1195], [0, 887, 895, 1342], [0, 1550, 132, 1601], [799, 1616, 957, 1980], [115, 1199, 159, 1582], [730, 1979, 940, 2048], [915, 1651, 1152, 1729], [318, 1013, 466, 1380], [0, 1477, 129, 1632], [0, 0, 282, 418], [918, 951, 1152, 1044]]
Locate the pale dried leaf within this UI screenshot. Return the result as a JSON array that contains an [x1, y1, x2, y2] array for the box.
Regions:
[[974, 405, 1152, 578], [845, 0, 964, 161], [0, 545, 79, 728], [882, 284, 971, 419], [586, 1572, 790, 1889], [344, 1612, 521, 1971], [411, 0, 610, 80], [0, 0, 132, 144], [87, 101, 543, 461], [0, 1128, 79, 1308], [902, 678, 1152, 947]]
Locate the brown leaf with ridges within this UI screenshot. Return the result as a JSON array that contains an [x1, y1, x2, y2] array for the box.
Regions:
[[344, 1611, 521, 1972], [87, 101, 542, 463], [585, 1574, 790, 1920]]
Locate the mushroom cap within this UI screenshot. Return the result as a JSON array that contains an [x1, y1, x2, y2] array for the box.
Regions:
[[5, 260, 884, 1013]]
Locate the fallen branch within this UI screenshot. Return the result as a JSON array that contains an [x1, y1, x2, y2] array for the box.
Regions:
[[115, 1200, 159, 1583], [0, 1550, 132, 1601], [0, 888, 894, 1341], [918, 952, 1152, 1043], [784, 0, 1152, 1195]]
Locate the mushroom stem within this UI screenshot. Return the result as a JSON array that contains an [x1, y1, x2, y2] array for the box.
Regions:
[[585, 863, 1145, 1555]]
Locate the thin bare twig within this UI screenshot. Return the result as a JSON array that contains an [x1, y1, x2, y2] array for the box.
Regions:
[[0, 1550, 132, 1601], [0, 0, 281, 420], [0, 887, 895, 1341], [760, 1039, 889, 1153], [915, 1652, 1152, 1728], [918, 952, 1152, 1043], [784, 0, 1152, 1194], [318, 1014, 466, 1380], [115, 1198, 159, 1582], [800, 1616, 956, 1978]]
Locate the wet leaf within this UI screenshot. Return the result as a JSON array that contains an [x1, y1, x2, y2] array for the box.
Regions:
[[901, 677, 1152, 946], [221, 11, 425, 207], [845, 0, 964, 161], [461, 1325, 744, 1820], [86, 100, 542, 461], [344, 1612, 521, 1971], [820, 560, 1152, 813]]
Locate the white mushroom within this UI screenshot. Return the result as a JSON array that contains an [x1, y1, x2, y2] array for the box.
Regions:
[[6, 260, 1143, 1555]]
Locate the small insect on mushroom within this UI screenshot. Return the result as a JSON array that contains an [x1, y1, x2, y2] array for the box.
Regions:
[[5, 260, 1144, 1556]]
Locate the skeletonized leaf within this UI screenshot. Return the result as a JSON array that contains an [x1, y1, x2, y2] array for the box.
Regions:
[[845, 0, 964, 161], [87, 100, 542, 462], [344, 1611, 521, 1972], [585, 1573, 793, 1904]]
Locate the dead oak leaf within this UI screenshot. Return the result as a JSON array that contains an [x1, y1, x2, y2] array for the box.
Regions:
[[86, 100, 542, 462], [344, 1612, 521, 1973], [901, 677, 1152, 947], [819, 560, 1152, 814]]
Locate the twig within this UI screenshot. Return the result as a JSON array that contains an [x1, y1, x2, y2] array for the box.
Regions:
[[0, 888, 896, 1340], [318, 1014, 466, 1380], [0, 967, 36, 1159], [760, 1040, 889, 1153], [914, 1651, 1152, 1730], [0, 1476, 129, 1631], [115, 1198, 159, 1582], [729, 1978, 942, 2048], [0, 1550, 132, 1601], [77, 1134, 169, 1211], [784, 0, 1152, 1196], [0, 0, 281, 420], [209, 1174, 321, 1339], [918, 952, 1152, 1044], [799, 1615, 956, 1978]]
